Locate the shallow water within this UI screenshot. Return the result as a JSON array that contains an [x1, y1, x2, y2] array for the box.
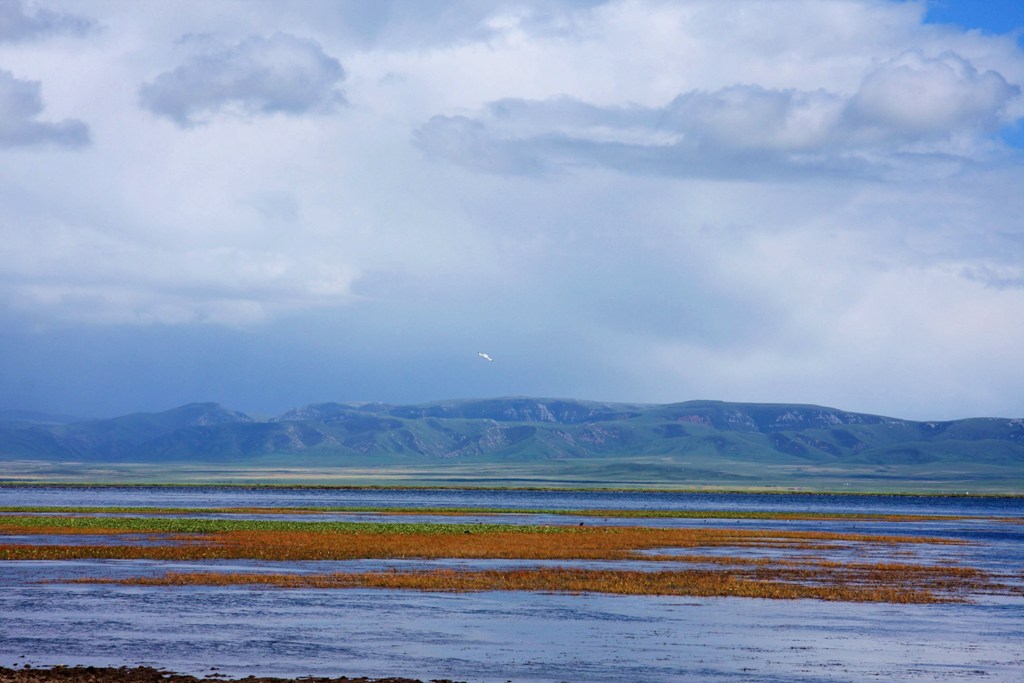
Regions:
[[3, 485, 1021, 517], [2, 586, 1022, 682], [1, 486, 1022, 682]]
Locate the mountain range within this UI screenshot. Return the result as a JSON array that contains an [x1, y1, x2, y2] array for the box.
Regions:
[[2, 399, 1022, 487]]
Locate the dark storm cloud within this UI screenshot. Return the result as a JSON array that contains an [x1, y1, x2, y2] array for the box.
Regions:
[[0, 70, 89, 147], [139, 32, 347, 128], [415, 51, 1021, 179], [0, 0, 96, 42]]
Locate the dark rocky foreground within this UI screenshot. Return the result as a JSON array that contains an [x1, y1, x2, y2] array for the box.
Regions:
[[0, 666, 464, 683]]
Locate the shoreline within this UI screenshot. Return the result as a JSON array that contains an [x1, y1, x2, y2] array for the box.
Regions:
[[0, 481, 1020, 497], [0, 666, 463, 683]]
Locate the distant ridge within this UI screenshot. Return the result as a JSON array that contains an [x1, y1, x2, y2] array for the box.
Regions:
[[0, 409, 83, 426], [1, 398, 1021, 476]]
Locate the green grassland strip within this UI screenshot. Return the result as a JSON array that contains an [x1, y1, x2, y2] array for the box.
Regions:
[[0, 505, 973, 522], [0, 514, 561, 535], [3, 482, 1021, 496], [0, 514, 964, 548]]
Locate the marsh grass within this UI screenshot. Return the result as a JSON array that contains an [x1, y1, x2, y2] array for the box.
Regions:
[[0, 515, 558, 535], [69, 564, 991, 603], [0, 506, 968, 522], [0, 515, 958, 563], [4, 512, 1006, 604]]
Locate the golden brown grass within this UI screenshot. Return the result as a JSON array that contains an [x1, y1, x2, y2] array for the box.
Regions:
[[0, 525, 954, 563], [69, 563, 993, 603], [0, 505, 972, 522], [5, 513, 1007, 604]]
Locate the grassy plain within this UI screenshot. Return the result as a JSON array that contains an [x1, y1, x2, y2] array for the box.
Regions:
[[3, 457, 1022, 493]]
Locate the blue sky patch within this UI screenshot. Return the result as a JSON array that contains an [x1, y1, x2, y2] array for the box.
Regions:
[[923, 0, 1024, 38]]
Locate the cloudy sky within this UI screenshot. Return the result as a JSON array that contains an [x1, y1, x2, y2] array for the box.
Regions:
[[1, 0, 1022, 420]]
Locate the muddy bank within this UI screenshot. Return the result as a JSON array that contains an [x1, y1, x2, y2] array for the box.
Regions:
[[0, 666, 463, 683]]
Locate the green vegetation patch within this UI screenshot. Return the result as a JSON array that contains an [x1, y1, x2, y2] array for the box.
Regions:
[[0, 514, 562, 535], [0, 505, 966, 522]]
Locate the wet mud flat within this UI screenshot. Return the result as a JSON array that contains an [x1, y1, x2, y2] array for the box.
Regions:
[[0, 665, 460, 683]]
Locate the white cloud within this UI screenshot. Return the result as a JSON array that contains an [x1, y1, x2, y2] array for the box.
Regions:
[[2, 0, 1024, 419], [846, 50, 1019, 137], [138, 32, 346, 127], [602, 215, 1024, 420], [0, 69, 88, 146], [0, 0, 95, 42], [415, 49, 1021, 179], [0, 214, 361, 325], [663, 86, 846, 152]]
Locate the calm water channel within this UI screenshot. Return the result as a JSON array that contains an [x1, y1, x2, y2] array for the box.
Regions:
[[1, 486, 1022, 682]]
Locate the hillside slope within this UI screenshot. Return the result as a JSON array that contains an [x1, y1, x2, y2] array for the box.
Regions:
[[1, 399, 1021, 475]]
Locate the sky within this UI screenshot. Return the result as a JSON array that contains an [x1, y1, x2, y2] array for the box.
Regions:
[[1, 0, 1023, 421]]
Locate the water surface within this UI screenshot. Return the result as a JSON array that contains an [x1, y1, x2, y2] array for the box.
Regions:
[[1, 486, 1021, 682]]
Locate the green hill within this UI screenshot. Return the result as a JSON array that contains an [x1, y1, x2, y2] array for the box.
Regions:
[[1, 398, 1021, 490]]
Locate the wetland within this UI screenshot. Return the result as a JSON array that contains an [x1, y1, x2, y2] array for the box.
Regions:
[[0, 486, 1022, 682]]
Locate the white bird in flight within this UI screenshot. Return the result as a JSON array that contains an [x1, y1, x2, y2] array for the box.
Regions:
[[478, 352, 493, 362]]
